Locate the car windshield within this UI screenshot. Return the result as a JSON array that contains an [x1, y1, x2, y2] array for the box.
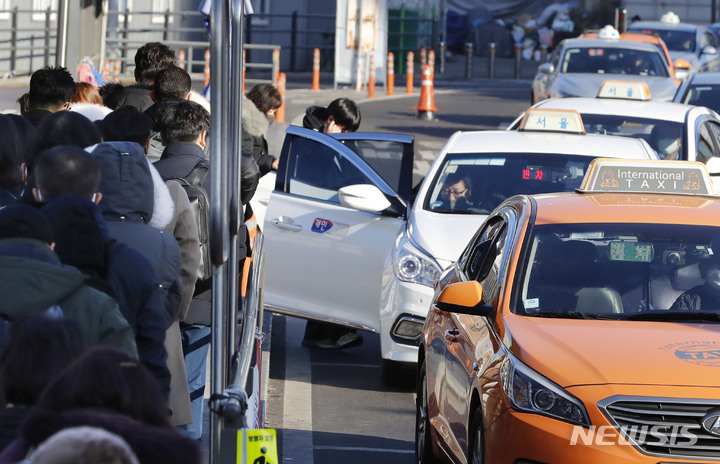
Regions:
[[425, 153, 591, 214], [563, 46, 669, 77], [578, 114, 683, 160], [681, 84, 720, 113], [630, 28, 696, 53], [517, 223, 720, 320]]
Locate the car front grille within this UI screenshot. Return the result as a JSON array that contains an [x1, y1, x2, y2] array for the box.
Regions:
[[598, 396, 720, 460]]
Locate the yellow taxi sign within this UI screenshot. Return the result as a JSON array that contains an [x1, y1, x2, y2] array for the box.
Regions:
[[579, 158, 714, 196], [597, 80, 651, 100], [518, 108, 585, 134]]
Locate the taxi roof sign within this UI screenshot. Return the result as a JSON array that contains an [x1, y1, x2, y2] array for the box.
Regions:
[[518, 108, 585, 134], [579, 158, 714, 196], [597, 80, 651, 101]]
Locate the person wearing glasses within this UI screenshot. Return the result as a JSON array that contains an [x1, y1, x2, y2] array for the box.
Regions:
[[438, 173, 474, 211]]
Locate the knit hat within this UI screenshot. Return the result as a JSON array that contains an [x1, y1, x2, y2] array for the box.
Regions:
[[31, 426, 140, 464], [0, 204, 53, 244]]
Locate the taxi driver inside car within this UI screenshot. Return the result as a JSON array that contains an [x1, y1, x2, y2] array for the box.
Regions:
[[418, 158, 720, 464]]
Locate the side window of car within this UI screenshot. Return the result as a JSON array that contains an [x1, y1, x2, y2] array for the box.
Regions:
[[286, 136, 372, 203], [465, 217, 509, 305], [697, 121, 720, 164]]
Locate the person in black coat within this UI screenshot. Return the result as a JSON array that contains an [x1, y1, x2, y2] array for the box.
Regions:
[[33, 146, 172, 397]]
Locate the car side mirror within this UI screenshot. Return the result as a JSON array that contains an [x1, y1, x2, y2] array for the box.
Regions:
[[436, 281, 493, 317], [703, 46, 718, 56], [705, 158, 720, 195], [538, 62, 554, 74], [338, 184, 391, 212], [674, 58, 691, 69]]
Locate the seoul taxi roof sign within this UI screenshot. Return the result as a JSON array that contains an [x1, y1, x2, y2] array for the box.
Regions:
[[597, 80, 651, 101], [518, 108, 585, 134], [579, 158, 714, 195]]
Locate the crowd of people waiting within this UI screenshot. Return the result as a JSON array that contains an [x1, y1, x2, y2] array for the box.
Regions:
[[0, 39, 366, 462], [0, 41, 271, 463]]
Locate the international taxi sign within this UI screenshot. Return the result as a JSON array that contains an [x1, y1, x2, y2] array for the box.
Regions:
[[597, 80, 651, 100], [518, 108, 585, 134], [579, 158, 714, 196]]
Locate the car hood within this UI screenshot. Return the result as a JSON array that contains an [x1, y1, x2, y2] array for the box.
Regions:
[[409, 210, 487, 268], [553, 74, 678, 101], [505, 314, 720, 388]]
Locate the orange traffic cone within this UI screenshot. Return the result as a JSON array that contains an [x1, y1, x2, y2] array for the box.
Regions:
[[416, 65, 437, 121]]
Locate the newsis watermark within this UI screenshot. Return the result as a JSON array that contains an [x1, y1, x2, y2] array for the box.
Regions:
[[569, 425, 698, 446]]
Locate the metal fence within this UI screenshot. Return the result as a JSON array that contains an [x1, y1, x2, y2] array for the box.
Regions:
[[0, 7, 57, 78]]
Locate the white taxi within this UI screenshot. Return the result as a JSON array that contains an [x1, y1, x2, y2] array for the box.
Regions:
[[513, 80, 720, 164], [261, 112, 657, 382], [531, 27, 679, 104]]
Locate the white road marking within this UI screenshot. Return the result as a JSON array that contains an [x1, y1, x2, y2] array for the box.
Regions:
[[282, 316, 314, 463], [314, 446, 414, 454]]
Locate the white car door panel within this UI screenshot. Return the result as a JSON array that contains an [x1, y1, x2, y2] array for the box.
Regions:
[[262, 126, 415, 331]]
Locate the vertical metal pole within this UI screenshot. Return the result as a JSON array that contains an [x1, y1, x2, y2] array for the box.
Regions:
[[56, 0, 69, 67], [398, 4, 405, 74], [439, 41, 445, 75], [209, 0, 230, 461], [99, 0, 109, 76], [514, 43, 522, 79], [44, 7, 51, 67], [290, 11, 297, 72], [488, 42, 496, 78], [10, 7, 17, 74], [354, 0, 364, 91], [540, 45, 548, 64], [163, 9, 170, 41], [121, 8, 130, 74], [465, 42, 473, 79]]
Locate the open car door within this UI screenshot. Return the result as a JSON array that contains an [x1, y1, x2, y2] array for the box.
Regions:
[[262, 126, 414, 332]]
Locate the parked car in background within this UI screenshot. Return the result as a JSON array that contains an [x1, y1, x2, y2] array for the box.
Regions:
[[532, 26, 679, 103], [628, 11, 720, 78]]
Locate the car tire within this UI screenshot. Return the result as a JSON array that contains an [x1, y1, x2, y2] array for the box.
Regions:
[[415, 362, 440, 464], [468, 406, 485, 464]]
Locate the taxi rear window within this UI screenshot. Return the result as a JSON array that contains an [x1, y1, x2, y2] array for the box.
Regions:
[[578, 115, 684, 159], [425, 153, 591, 215], [517, 223, 720, 318], [562, 47, 669, 77]]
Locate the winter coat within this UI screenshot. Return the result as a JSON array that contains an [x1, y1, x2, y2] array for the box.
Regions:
[[117, 84, 154, 112], [41, 196, 171, 397], [241, 95, 276, 177], [302, 105, 326, 131], [670, 284, 720, 311], [0, 406, 29, 452], [91, 141, 183, 323], [0, 408, 202, 464], [0, 238, 137, 356]]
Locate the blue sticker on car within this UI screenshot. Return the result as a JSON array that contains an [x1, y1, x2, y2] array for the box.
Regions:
[[312, 218, 334, 233]]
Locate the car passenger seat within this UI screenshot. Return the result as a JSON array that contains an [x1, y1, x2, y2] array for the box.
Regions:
[[651, 263, 703, 310]]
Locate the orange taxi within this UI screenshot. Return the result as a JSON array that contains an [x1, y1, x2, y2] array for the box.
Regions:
[[417, 159, 720, 463]]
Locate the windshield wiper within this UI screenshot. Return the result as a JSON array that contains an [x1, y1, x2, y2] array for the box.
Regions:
[[531, 311, 620, 320], [627, 311, 720, 323]]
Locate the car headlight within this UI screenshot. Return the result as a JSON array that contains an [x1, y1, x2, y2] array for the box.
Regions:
[[393, 234, 442, 287], [500, 350, 590, 427]]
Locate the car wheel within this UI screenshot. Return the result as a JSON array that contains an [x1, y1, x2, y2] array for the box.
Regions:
[[468, 406, 484, 464], [415, 362, 439, 464]]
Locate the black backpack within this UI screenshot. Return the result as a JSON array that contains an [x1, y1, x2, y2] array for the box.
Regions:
[[172, 159, 212, 282]]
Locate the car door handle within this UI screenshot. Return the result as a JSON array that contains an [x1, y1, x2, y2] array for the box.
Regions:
[[272, 218, 302, 232], [445, 329, 461, 343]]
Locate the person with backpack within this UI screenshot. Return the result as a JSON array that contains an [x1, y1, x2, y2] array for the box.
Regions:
[[101, 106, 198, 429], [153, 99, 259, 439]]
